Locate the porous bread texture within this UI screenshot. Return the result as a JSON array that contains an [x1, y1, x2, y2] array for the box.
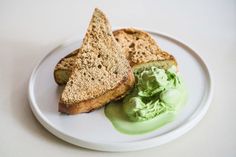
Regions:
[[113, 28, 173, 66], [55, 49, 78, 70], [60, 8, 132, 105]]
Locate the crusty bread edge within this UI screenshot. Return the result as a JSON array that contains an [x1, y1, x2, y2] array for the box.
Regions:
[[132, 59, 177, 72], [112, 28, 158, 45], [59, 69, 135, 114], [132, 56, 177, 69]]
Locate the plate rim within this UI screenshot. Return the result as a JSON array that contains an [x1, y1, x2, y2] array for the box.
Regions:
[[28, 30, 213, 152]]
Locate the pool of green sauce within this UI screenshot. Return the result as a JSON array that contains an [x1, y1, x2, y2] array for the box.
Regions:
[[104, 87, 187, 135]]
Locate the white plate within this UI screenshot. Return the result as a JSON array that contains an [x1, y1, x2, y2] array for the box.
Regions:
[[28, 31, 213, 152]]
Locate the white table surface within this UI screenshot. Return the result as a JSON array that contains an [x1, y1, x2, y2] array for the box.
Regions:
[[0, 0, 235, 156]]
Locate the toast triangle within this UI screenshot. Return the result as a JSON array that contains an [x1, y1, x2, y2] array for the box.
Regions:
[[59, 9, 134, 114]]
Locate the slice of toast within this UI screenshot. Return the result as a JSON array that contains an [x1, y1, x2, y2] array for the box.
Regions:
[[59, 8, 135, 114], [54, 28, 177, 85], [113, 28, 176, 67]]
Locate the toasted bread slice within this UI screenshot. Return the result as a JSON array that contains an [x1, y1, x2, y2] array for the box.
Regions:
[[113, 28, 176, 67], [59, 8, 135, 114], [54, 28, 177, 85]]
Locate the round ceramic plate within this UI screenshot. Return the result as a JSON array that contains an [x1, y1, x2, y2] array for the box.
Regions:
[[28, 31, 213, 152]]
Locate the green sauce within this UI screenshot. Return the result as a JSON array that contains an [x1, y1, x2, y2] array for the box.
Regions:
[[104, 66, 187, 135]]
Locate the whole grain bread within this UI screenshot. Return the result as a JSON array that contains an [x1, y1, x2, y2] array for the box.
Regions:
[[113, 28, 176, 67], [54, 28, 177, 85], [59, 8, 135, 114]]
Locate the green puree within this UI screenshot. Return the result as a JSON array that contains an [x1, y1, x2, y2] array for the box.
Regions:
[[104, 66, 187, 135]]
